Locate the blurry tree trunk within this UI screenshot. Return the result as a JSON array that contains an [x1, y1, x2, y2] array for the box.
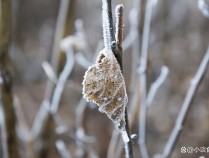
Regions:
[[0, 0, 19, 157]]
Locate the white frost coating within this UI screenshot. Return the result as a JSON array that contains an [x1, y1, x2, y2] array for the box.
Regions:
[[198, 0, 209, 18], [121, 131, 130, 143], [102, 0, 112, 51]]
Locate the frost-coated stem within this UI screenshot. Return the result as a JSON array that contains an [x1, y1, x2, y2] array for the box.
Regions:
[[102, 0, 115, 51], [139, 0, 157, 158], [115, 4, 124, 48], [102, 1, 133, 157], [162, 45, 209, 158], [115, 4, 133, 158]]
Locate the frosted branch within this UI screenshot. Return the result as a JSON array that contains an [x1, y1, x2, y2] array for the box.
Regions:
[[102, 0, 115, 51], [115, 4, 124, 48], [56, 140, 72, 158], [139, 0, 158, 158], [42, 61, 57, 83], [50, 48, 75, 113], [147, 66, 169, 107], [162, 45, 209, 158]]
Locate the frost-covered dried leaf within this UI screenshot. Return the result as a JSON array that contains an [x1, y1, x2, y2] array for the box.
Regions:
[[82, 49, 128, 131]]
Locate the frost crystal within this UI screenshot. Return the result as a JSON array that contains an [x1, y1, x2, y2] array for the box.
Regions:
[[82, 49, 128, 132]]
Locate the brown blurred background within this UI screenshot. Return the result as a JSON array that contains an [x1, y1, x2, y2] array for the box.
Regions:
[[5, 0, 209, 158]]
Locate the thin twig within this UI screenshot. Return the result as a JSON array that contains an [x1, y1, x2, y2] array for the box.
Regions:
[[161, 2, 209, 157], [102, 0, 115, 51], [42, 61, 57, 84], [162, 45, 209, 158], [50, 48, 75, 113], [115, 4, 134, 158], [147, 66, 169, 107], [50, 0, 70, 76], [45, 0, 70, 101], [14, 97, 36, 158], [108, 1, 142, 156], [139, 0, 158, 158], [56, 140, 72, 158], [75, 98, 92, 157], [32, 47, 74, 157], [115, 5, 124, 49]]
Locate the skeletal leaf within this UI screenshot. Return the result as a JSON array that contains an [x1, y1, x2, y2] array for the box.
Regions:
[[82, 49, 128, 132]]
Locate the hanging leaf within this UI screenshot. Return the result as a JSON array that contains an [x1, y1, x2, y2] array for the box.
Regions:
[[82, 49, 128, 132]]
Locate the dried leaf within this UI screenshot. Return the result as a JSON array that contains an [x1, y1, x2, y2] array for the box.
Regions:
[[82, 49, 128, 131]]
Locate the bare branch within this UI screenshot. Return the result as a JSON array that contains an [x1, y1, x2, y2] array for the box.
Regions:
[[162, 45, 209, 158], [56, 140, 72, 158], [115, 4, 124, 49], [42, 61, 58, 84], [50, 0, 70, 73], [147, 66, 169, 107], [101, 1, 133, 157], [50, 48, 75, 113], [14, 97, 36, 158], [102, 0, 115, 51], [75, 98, 89, 157], [138, 0, 158, 158]]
